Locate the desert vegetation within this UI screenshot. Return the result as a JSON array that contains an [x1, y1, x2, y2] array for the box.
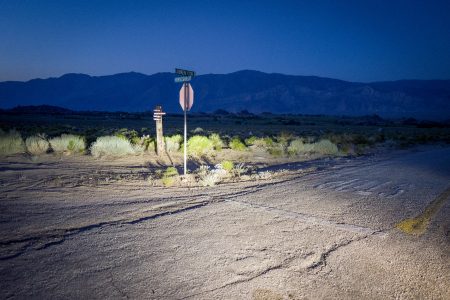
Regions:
[[50, 134, 85, 154], [25, 134, 50, 155], [0, 129, 26, 156], [1, 110, 449, 187], [90, 136, 138, 158]]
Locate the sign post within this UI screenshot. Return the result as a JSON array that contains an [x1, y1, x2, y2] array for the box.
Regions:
[[153, 105, 166, 156], [175, 68, 195, 176]]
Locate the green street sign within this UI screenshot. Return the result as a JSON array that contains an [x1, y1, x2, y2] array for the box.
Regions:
[[174, 76, 192, 83], [175, 68, 195, 77]]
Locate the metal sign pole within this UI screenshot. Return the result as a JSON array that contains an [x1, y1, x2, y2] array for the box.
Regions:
[[175, 68, 195, 176], [183, 82, 187, 176]]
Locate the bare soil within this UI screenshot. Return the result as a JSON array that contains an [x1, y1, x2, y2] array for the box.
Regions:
[[0, 146, 449, 299]]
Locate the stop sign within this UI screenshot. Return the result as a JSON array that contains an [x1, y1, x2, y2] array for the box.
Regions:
[[179, 83, 194, 111]]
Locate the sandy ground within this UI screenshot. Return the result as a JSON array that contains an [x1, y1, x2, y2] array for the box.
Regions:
[[0, 146, 449, 299]]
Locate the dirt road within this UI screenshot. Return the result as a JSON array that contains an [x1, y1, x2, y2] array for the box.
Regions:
[[1, 146, 449, 299]]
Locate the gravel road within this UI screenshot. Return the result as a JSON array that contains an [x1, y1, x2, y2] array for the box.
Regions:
[[1, 146, 449, 299]]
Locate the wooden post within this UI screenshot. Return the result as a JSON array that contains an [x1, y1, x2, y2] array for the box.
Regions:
[[153, 105, 166, 156]]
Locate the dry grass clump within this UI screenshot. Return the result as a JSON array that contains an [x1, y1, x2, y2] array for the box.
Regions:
[[197, 165, 228, 187], [49, 134, 85, 154], [0, 129, 26, 156], [90, 136, 136, 158], [162, 166, 179, 187], [25, 134, 50, 155]]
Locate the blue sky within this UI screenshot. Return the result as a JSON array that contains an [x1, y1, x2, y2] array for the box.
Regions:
[[1, 0, 449, 82]]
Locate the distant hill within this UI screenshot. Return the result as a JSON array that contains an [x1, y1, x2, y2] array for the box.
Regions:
[[1, 70, 449, 120]]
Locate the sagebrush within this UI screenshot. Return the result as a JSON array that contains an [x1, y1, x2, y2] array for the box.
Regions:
[[165, 134, 183, 152], [26, 135, 49, 155], [50, 134, 85, 154], [90, 136, 136, 158], [0, 130, 26, 156]]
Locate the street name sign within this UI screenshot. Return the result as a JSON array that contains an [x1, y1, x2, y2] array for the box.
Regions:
[[175, 68, 195, 77], [174, 76, 192, 83]]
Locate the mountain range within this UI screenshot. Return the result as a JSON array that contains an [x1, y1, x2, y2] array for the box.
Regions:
[[1, 70, 449, 120]]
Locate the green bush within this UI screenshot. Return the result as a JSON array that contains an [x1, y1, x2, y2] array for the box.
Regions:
[[114, 128, 139, 144], [187, 135, 214, 157], [221, 160, 234, 173], [50, 134, 85, 154], [25, 135, 50, 155], [90, 136, 136, 158], [140, 136, 155, 152], [162, 166, 179, 187], [209, 133, 224, 151], [244, 136, 258, 146], [0, 130, 26, 156], [229, 137, 247, 151], [165, 134, 183, 152]]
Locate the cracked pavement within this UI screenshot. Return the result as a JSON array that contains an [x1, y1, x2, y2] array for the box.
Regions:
[[1, 146, 449, 299]]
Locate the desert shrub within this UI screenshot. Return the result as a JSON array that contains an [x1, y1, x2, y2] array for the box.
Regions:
[[287, 138, 313, 156], [268, 144, 284, 157], [165, 134, 183, 152], [139, 135, 155, 152], [229, 137, 247, 151], [187, 135, 214, 157], [192, 127, 204, 134], [244, 136, 258, 146], [0, 130, 26, 156], [197, 166, 217, 187], [252, 137, 274, 148], [199, 172, 219, 187], [49, 134, 85, 154], [312, 139, 339, 155], [276, 132, 293, 148], [114, 128, 139, 143], [232, 163, 248, 178], [221, 160, 234, 173], [25, 135, 49, 155], [209, 133, 224, 151], [197, 165, 226, 187], [162, 166, 179, 187], [90, 136, 136, 158]]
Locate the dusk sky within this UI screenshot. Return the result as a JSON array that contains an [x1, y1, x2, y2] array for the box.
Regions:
[[1, 0, 450, 82]]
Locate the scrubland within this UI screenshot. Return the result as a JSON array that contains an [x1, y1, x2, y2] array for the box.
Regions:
[[1, 111, 449, 187]]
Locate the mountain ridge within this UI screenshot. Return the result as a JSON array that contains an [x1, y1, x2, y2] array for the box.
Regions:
[[1, 70, 449, 120]]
